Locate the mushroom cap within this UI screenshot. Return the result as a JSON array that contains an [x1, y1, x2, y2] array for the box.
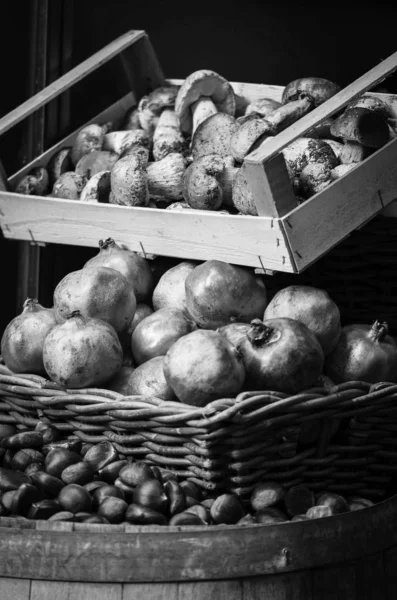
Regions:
[[230, 118, 273, 163], [175, 70, 236, 134], [138, 86, 180, 134], [330, 107, 390, 148], [192, 113, 239, 160], [347, 95, 392, 119], [245, 97, 282, 118], [182, 153, 226, 210], [282, 77, 341, 107]]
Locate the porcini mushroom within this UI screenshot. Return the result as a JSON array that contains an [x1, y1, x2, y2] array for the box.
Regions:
[[110, 147, 149, 206], [282, 138, 339, 193], [71, 124, 105, 166], [147, 153, 187, 201], [75, 150, 119, 179], [51, 172, 87, 200], [15, 167, 50, 196], [232, 164, 258, 215], [330, 164, 356, 180], [122, 107, 142, 131], [175, 70, 236, 136], [80, 171, 111, 203], [47, 148, 73, 186], [103, 130, 150, 156], [299, 163, 334, 198], [152, 110, 186, 161], [330, 107, 390, 163], [191, 113, 238, 160], [244, 97, 282, 118], [138, 86, 179, 137], [282, 77, 341, 106], [182, 153, 238, 210], [347, 95, 392, 119]]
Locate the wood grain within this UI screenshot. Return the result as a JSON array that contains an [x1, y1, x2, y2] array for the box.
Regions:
[[123, 583, 179, 600], [30, 581, 122, 600], [0, 577, 30, 600], [177, 580, 242, 600], [245, 50, 397, 166], [280, 137, 397, 271], [243, 571, 312, 600], [0, 196, 292, 271], [0, 30, 145, 137], [311, 562, 356, 600], [0, 496, 397, 583]]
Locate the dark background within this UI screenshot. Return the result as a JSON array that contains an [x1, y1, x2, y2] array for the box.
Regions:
[[1, 0, 397, 334]]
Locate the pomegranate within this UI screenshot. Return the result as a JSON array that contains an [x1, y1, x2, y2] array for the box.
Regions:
[[43, 311, 123, 388], [152, 261, 198, 313], [237, 318, 324, 394], [83, 238, 154, 301], [1, 298, 57, 373], [264, 285, 341, 355], [185, 260, 267, 329], [131, 308, 196, 365], [106, 366, 135, 394], [163, 329, 246, 406], [123, 356, 175, 400], [217, 322, 250, 348], [324, 320, 397, 384], [53, 266, 136, 333], [128, 303, 154, 335]]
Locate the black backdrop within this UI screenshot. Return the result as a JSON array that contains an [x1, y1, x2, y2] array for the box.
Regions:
[[1, 0, 397, 334]]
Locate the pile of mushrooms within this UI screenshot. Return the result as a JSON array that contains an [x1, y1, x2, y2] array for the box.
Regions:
[[13, 70, 395, 215]]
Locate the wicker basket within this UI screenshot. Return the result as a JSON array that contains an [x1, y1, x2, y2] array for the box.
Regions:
[[2, 363, 397, 500]]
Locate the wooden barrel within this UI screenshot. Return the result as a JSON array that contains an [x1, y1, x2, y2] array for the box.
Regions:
[[1, 496, 397, 600]]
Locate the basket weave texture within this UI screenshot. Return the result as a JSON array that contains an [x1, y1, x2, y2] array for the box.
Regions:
[[1, 364, 397, 500]]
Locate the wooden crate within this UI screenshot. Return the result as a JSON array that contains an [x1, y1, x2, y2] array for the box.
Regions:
[[1, 30, 397, 273]]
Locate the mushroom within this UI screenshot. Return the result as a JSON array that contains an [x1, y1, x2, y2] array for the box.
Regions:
[[281, 137, 339, 194], [244, 97, 282, 118], [80, 171, 111, 203], [230, 96, 314, 163], [122, 107, 142, 131], [175, 70, 236, 136], [191, 113, 239, 160], [166, 201, 230, 214], [330, 164, 356, 180], [70, 124, 105, 166], [232, 164, 257, 215], [47, 148, 73, 186], [299, 163, 334, 198], [152, 110, 186, 161], [103, 130, 150, 156], [182, 153, 238, 211], [330, 107, 390, 164], [147, 153, 187, 202], [306, 117, 336, 140], [75, 150, 119, 179], [282, 77, 341, 107], [14, 167, 50, 196], [110, 147, 149, 206], [51, 172, 87, 200], [347, 95, 392, 119], [322, 139, 344, 161], [138, 85, 179, 137]]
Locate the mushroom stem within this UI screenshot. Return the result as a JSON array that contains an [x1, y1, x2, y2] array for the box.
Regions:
[[153, 109, 185, 161], [340, 141, 370, 164], [191, 97, 218, 134], [147, 153, 187, 201]]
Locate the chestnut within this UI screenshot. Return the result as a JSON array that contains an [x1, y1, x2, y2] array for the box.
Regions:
[[133, 479, 168, 514], [25, 463, 43, 477], [285, 485, 315, 517], [169, 512, 205, 526], [125, 503, 167, 525], [179, 481, 202, 501], [316, 492, 348, 515], [1, 431, 43, 451], [185, 504, 210, 524], [92, 484, 125, 509], [44, 448, 81, 478], [83, 514, 110, 524], [84, 481, 109, 495], [28, 499, 61, 520], [58, 484, 92, 514], [84, 441, 118, 472], [164, 480, 186, 517], [1, 490, 17, 512], [35, 422, 62, 445], [31, 471, 64, 498], [11, 483, 44, 517], [97, 496, 128, 524], [306, 505, 334, 519], [0, 467, 31, 493], [255, 507, 289, 525], [119, 462, 154, 487], [61, 461, 95, 486], [11, 449, 44, 471], [210, 494, 245, 525], [98, 460, 128, 484], [48, 511, 74, 522], [237, 514, 257, 526], [0, 424, 16, 441], [250, 481, 285, 512]]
